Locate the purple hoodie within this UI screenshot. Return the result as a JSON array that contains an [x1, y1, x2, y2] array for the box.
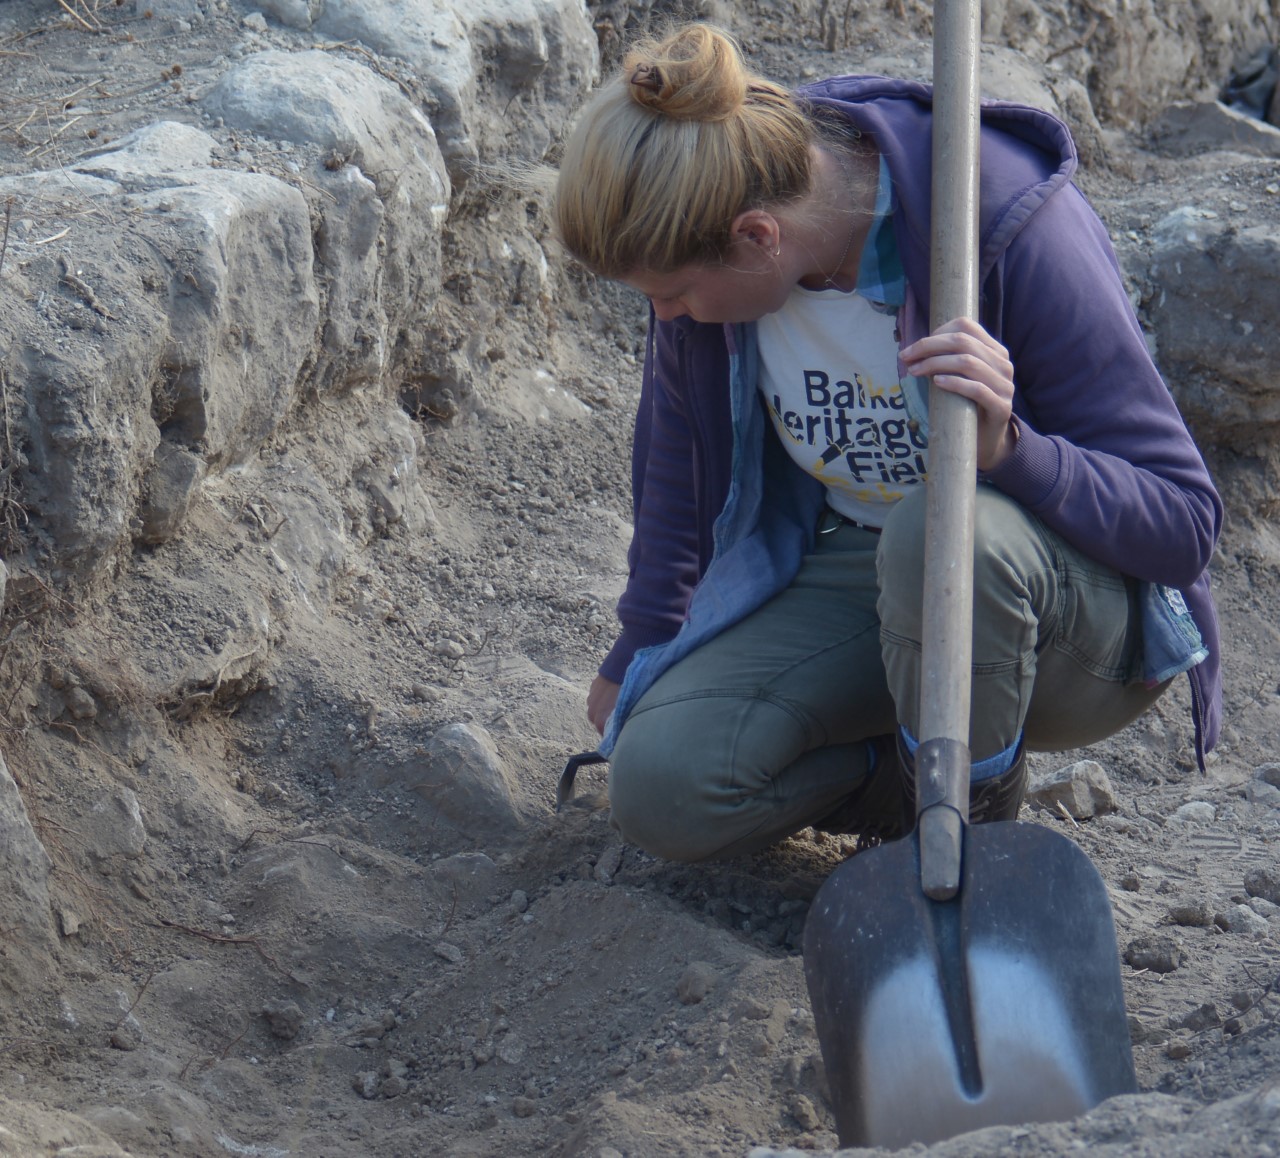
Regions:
[[599, 76, 1223, 766]]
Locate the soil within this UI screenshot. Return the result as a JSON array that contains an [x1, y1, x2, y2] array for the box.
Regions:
[[0, 1, 1279, 1156]]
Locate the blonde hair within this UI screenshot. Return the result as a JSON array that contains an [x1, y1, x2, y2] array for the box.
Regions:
[[555, 24, 816, 278]]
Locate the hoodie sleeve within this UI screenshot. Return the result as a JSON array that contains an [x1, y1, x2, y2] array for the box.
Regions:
[[598, 318, 702, 683], [980, 183, 1222, 589]]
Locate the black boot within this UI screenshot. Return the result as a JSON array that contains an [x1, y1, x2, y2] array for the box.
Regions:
[[967, 745, 1029, 824], [896, 736, 1028, 826], [812, 735, 914, 849]]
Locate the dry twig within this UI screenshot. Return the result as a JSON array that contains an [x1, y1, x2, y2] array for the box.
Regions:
[[157, 917, 309, 986]]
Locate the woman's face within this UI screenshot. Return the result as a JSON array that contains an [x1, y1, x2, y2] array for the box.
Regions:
[[622, 218, 794, 325]]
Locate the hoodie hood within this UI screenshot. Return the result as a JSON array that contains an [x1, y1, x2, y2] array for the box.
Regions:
[[798, 75, 1078, 312]]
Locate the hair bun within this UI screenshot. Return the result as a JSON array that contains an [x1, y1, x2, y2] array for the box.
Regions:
[[623, 24, 747, 123]]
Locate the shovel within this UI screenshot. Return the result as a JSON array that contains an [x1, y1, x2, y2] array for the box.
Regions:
[[801, 0, 1137, 1146]]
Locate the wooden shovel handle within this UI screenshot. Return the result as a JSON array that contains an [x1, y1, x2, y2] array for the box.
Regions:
[[917, 0, 982, 901]]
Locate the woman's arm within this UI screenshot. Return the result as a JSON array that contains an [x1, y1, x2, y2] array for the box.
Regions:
[[957, 184, 1221, 588], [598, 318, 703, 683]]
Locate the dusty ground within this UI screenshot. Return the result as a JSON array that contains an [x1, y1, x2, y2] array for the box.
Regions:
[[1, 1, 1279, 1156]]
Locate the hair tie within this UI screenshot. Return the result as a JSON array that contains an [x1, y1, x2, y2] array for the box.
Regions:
[[630, 63, 663, 93]]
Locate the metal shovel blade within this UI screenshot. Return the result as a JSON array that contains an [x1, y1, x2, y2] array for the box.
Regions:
[[803, 821, 1136, 1149]]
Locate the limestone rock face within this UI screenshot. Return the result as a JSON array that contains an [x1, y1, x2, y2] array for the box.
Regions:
[[0, 753, 55, 983]]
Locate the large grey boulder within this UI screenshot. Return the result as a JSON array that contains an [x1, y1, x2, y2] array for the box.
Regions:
[[303, 0, 598, 178], [203, 50, 451, 394], [1147, 207, 1280, 452]]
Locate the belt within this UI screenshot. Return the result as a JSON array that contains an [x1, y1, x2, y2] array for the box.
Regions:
[[817, 507, 882, 536]]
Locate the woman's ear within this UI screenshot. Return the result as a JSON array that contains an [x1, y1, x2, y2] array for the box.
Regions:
[[730, 209, 781, 256]]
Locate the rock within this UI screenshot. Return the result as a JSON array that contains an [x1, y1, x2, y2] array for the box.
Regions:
[[786, 1091, 822, 1131], [1124, 934, 1186, 973], [1170, 800, 1216, 824], [380, 1075, 408, 1098], [1027, 760, 1117, 818], [353, 1071, 380, 1099], [307, 0, 597, 180], [1249, 896, 1280, 919], [495, 1034, 526, 1065], [676, 962, 718, 1006], [593, 842, 623, 884], [512, 1096, 536, 1118], [1245, 778, 1280, 808], [109, 1025, 142, 1051], [74, 124, 321, 468], [1172, 1003, 1220, 1031], [738, 996, 773, 1021], [1166, 1038, 1193, 1060], [402, 723, 524, 836], [136, 442, 206, 546], [1127, 1015, 1168, 1045], [84, 789, 148, 866], [1244, 865, 1280, 905], [1215, 904, 1271, 938], [1257, 763, 1280, 789], [1147, 208, 1280, 453], [1150, 101, 1280, 159], [510, 890, 529, 913], [430, 852, 499, 903], [64, 685, 98, 721], [257, 0, 314, 28], [1164, 899, 1214, 928], [262, 999, 305, 1040], [434, 942, 464, 965], [58, 909, 82, 937]]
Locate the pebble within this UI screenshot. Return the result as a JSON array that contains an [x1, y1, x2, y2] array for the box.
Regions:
[[512, 1096, 536, 1118], [593, 843, 623, 884], [65, 685, 98, 720], [786, 1091, 821, 1131], [1245, 779, 1280, 808], [1124, 934, 1186, 973], [1172, 1002, 1220, 1031], [261, 999, 304, 1040], [1244, 866, 1280, 906], [738, 996, 772, 1021], [1127, 1015, 1168, 1045], [1248, 896, 1279, 919], [1164, 899, 1214, 927], [1215, 904, 1271, 938], [434, 942, 464, 964], [1170, 801, 1216, 824], [109, 1025, 142, 1051], [676, 962, 718, 1006]]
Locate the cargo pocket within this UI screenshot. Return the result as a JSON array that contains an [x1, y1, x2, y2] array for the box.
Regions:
[[1051, 556, 1144, 686]]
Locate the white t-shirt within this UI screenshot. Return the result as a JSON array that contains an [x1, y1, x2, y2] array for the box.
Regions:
[[758, 286, 928, 526]]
